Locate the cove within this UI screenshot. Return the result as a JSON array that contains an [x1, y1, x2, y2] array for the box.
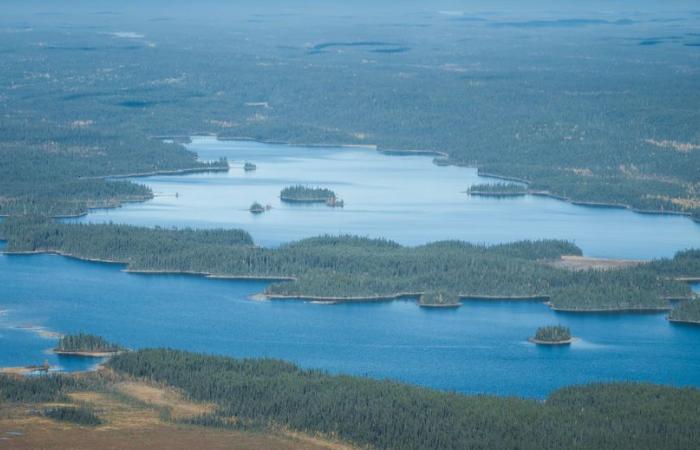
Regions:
[[1, 250, 699, 398], [72, 137, 700, 260]]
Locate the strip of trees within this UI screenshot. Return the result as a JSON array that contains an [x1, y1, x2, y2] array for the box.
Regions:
[[1, 218, 696, 314]]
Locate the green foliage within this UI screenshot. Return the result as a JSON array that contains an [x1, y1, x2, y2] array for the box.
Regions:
[[108, 349, 700, 450], [669, 299, 700, 323], [56, 333, 122, 353], [1, 219, 694, 312], [0, 374, 79, 403], [280, 185, 336, 202], [42, 406, 102, 426], [534, 325, 571, 342]]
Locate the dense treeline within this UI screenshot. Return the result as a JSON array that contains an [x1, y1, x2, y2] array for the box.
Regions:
[[1, 219, 695, 312], [0, 374, 82, 403], [0, 12, 698, 218], [41, 406, 103, 426], [56, 333, 122, 353], [107, 349, 700, 450], [669, 299, 700, 324], [647, 250, 700, 277]]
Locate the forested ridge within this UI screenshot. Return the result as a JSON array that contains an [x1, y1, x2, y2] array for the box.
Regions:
[[104, 349, 700, 450], [2, 348, 700, 449], [1, 218, 696, 314], [0, 8, 699, 218]]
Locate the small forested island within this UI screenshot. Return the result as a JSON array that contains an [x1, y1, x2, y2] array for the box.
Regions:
[[54, 333, 124, 357], [249, 201, 266, 214], [280, 185, 337, 203], [529, 326, 573, 345], [467, 182, 528, 197], [243, 161, 257, 171], [419, 291, 461, 308]]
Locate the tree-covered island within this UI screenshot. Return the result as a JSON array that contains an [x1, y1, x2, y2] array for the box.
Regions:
[[529, 326, 573, 345], [54, 333, 124, 357], [249, 202, 266, 214], [280, 185, 337, 203]]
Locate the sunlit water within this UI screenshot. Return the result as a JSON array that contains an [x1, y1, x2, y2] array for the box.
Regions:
[[71, 136, 700, 260], [1, 251, 699, 398]]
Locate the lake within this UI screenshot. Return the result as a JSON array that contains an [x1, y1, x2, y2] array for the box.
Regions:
[[1, 250, 699, 398], [5, 137, 700, 398], [70, 136, 700, 260]]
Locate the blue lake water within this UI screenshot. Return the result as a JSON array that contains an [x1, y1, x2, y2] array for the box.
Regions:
[[4, 138, 700, 397], [1, 250, 699, 398], [70, 136, 700, 260]]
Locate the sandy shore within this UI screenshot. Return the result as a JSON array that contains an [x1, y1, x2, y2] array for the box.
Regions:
[[549, 255, 645, 271]]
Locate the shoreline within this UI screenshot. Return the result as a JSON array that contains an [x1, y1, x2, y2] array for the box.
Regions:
[[668, 318, 700, 325], [467, 191, 527, 197], [125, 268, 296, 281], [549, 304, 672, 313], [280, 197, 329, 204], [419, 302, 461, 308], [53, 350, 122, 358], [263, 292, 421, 302], [105, 165, 229, 180], [461, 294, 549, 301], [528, 337, 574, 345]]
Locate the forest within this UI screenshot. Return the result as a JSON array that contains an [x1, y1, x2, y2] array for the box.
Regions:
[[0, 7, 699, 219], [1, 218, 696, 315], [2, 347, 700, 448], [104, 349, 700, 449], [669, 299, 700, 324]]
